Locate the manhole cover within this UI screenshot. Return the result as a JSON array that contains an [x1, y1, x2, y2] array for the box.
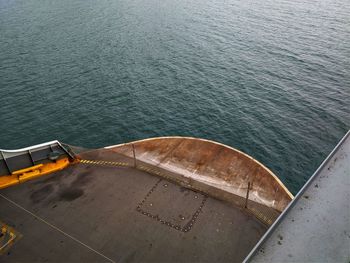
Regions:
[[137, 179, 207, 232]]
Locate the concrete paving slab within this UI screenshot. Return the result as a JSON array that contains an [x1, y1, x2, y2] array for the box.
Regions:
[[0, 149, 267, 263]]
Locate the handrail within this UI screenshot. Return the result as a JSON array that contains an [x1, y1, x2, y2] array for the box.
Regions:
[[0, 140, 75, 177], [0, 141, 74, 159], [0, 140, 60, 153]]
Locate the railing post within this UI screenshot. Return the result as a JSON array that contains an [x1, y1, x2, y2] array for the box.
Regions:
[[245, 182, 250, 208], [132, 144, 136, 168], [0, 151, 11, 175], [28, 150, 35, 166]]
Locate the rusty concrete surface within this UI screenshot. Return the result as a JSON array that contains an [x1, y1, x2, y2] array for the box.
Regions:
[[0, 148, 267, 263], [107, 137, 293, 212]]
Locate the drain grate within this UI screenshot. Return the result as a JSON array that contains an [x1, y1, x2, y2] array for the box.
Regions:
[[137, 179, 207, 233]]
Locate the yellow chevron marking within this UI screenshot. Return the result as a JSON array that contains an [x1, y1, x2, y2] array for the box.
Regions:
[[79, 159, 129, 168]]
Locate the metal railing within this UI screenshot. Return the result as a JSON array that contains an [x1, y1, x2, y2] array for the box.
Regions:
[[81, 144, 281, 225], [0, 141, 74, 176]]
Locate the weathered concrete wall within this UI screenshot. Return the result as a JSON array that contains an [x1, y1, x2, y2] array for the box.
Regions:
[[107, 137, 293, 212]]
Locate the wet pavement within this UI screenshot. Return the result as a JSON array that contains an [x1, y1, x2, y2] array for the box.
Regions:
[[0, 149, 267, 263]]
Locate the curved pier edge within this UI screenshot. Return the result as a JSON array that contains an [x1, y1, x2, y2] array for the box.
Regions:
[[105, 136, 293, 213]]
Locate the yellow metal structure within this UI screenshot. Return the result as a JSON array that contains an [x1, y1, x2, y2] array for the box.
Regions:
[[0, 220, 21, 254], [0, 158, 70, 189]]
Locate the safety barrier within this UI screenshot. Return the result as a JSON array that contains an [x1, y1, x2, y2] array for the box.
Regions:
[[79, 144, 280, 225], [0, 141, 74, 176], [0, 141, 74, 189]]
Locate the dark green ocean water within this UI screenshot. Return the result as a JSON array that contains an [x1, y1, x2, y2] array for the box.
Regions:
[[0, 0, 349, 193]]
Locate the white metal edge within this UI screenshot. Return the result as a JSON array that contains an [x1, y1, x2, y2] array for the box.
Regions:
[[0, 140, 60, 153]]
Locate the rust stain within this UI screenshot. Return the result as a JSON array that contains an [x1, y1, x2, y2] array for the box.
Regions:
[[109, 137, 293, 212]]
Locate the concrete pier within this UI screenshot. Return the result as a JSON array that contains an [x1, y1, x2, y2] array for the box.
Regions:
[[0, 146, 267, 262], [107, 137, 293, 213], [0, 137, 294, 262], [245, 130, 350, 262]]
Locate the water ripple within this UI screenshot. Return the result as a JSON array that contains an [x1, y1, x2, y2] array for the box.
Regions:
[[0, 0, 349, 193]]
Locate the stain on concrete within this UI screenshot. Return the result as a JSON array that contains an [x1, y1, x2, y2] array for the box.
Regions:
[[58, 189, 84, 201], [30, 185, 53, 203], [70, 171, 92, 188]]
